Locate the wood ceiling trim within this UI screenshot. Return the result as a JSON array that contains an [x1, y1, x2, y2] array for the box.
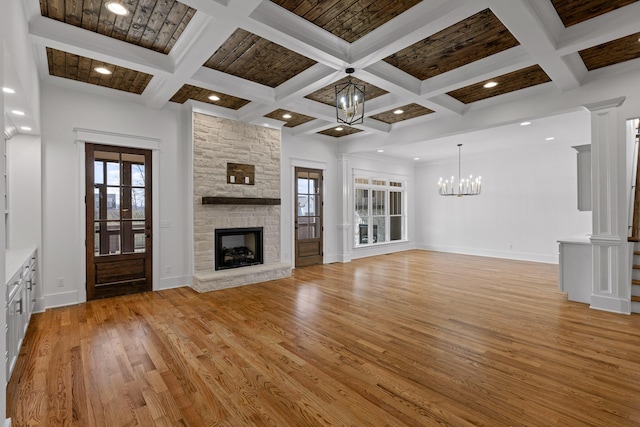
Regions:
[[305, 76, 388, 106], [550, 0, 639, 27], [264, 109, 316, 128], [169, 84, 251, 110], [370, 104, 434, 124], [318, 126, 363, 138], [446, 65, 551, 105], [382, 9, 520, 81], [579, 32, 640, 71], [39, 0, 196, 54], [46, 47, 153, 94], [204, 29, 317, 88], [270, 0, 422, 43]]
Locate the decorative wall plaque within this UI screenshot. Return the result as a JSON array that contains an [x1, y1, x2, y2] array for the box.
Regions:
[[227, 163, 255, 185]]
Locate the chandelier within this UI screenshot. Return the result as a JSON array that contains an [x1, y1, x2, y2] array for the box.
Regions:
[[335, 68, 365, 125], [438, 144, 482, 197]]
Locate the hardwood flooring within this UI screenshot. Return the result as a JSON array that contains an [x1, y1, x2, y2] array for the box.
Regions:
[[7, 250, 640, 426]]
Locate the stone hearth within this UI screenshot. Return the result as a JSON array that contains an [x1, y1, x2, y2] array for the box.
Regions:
[[192, 113, 291, 292]]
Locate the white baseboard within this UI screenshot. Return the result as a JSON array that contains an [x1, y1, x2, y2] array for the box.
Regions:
[[44, 290, 79, 309], [416, 243, 558, 264], [4, 417, 11, 427], [351, 241, 416, 260], [590, 295, 631, 314], [158, 275, 191, 291]]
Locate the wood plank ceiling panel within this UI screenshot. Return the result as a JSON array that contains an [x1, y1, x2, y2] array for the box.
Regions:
[[46, 47, 153, 94], [169, 84, 251, 110], [370, 104, 434, 124], [318, 126, 363, 138], [579, 32, 640, 70], [446, 65, 551, 105], [550, 0, 639, 27], [264, 109, 317, 127], [204, 29, 317, 88], [383, 9, 520, 81], [39, 0, 196, 54], [269, 0, 422, 43], [305, 76, 388, 106]]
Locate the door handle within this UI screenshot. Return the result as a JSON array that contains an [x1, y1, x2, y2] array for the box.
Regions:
[[145, 233, 151, 238]]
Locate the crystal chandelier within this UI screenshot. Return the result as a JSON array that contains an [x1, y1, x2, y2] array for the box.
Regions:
[[438, 144, 482, 197], [335, 68, 365, 125]]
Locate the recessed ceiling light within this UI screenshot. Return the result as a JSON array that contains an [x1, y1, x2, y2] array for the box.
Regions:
[[483, 81, 498, 88], [377, 149, 384, 153], [20, 126, 32, 131], [545, 137, 555, 141], [282, 113, 292, 119], [105, 1, 128, 15], [520, 121, 531, 126], [208, 95, 220, 101], [94, 67, 112, 75], [393, 109, 404, 115], [11, 110, 25, 116], [414, 157, 420, 161], [335, 127, 343, 131], [2, 87, 15, 94]]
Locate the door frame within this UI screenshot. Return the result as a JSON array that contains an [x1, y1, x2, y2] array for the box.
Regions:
[[75, 128, 160, 303], [289, 159, 327, 268]]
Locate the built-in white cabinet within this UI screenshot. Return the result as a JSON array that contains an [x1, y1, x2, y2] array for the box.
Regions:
[[6, 248, 37, 380], [558, 237, 592, 304], [573, 145, 592, 211]]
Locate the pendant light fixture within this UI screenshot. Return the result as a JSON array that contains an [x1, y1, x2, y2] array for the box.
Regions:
[[335, 68, 365, 125], [438, 144, 482, 197]]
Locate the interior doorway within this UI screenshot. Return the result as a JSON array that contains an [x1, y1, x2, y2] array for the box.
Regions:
[[85, 143, 152, 300]]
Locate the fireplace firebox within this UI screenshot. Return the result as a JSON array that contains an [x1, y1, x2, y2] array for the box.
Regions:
[[215, 227, 264, 270]]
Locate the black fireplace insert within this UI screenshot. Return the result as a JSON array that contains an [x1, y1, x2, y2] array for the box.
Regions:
[[215, 227, 264, 270]]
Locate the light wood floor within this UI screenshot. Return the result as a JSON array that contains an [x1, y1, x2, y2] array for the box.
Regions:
[[8, 250, 640, 426]]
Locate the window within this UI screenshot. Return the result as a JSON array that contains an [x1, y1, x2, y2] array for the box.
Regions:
[[354, 177, 405, 246]]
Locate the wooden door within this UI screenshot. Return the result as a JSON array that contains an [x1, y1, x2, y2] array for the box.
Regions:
[[85, 144, 152, 300], [295, 167, 323, 267]]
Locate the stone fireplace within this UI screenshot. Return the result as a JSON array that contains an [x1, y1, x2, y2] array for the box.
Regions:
[[191, 113, 291, 292]]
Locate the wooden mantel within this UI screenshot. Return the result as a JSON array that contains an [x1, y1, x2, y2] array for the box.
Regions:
[[202, 197, 281, 205]]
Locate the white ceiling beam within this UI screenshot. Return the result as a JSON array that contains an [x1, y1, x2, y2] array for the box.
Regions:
[[350, 0, 488, 69], [419, 46, 533, 96], [144, 12, 238, 109], [238, 64, 340, 122], [190, 67, 275, 105], [490, 0, 581, 91], [29, 16, 172, 76], [290, 119, 336, 137], [557, 2, 640, 55], [248, 1, 350, 69]]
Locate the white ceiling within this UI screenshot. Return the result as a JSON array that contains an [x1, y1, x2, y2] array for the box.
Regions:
[[364, 108, 592, 163]]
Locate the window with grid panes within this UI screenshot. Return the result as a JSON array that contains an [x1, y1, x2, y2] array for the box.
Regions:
[[354, 178, 405, 246]]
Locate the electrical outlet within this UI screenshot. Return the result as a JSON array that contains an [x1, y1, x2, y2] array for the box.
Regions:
[[56, 277, 64, 287], [165, 265, 171, 273]]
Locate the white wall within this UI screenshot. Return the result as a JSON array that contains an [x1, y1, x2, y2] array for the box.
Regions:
[[281, 133, 340, 264], [281, 133, 416, 265], [7, 135, 41, 250], [416, 141, 592, 263], [41, 84, 191, 307]]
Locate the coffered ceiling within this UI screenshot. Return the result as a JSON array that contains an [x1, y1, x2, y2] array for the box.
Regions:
[[21, 0, 640, 142]]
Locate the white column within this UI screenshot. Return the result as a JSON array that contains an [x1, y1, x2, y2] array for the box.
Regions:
[[0, 35, 9, 425], [585, 97, 631, 314], [337, 153, 352, 263]]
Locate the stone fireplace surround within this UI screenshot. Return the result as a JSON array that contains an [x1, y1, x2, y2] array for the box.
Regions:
[[192, 113, 291, 292]]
